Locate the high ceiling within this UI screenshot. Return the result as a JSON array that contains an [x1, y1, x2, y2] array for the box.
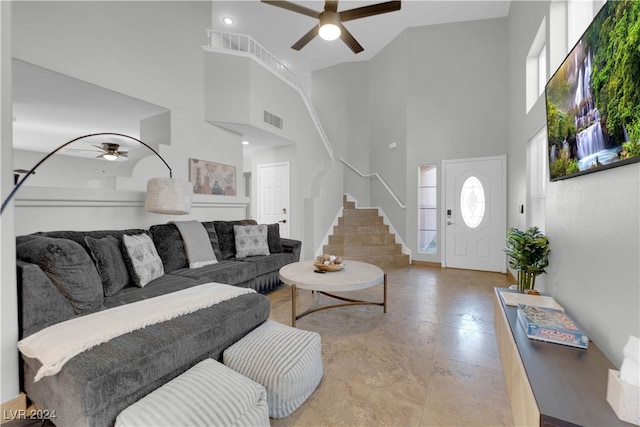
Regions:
[[210, 1, 512, 78], [13, 1, 512, 156]]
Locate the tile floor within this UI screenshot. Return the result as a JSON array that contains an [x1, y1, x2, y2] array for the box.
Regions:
[[268, 264, 515, 427]]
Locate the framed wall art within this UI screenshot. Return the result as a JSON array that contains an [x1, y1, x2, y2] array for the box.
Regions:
[[189, 158, 236, 196]]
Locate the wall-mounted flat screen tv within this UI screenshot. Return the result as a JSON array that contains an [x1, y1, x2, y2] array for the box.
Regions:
[[545, 0, 640, 181]]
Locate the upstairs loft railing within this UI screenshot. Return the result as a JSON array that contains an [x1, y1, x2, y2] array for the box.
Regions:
[[339, 157, 406, 209], [205, 30, 333, 161], [206, 31, 402, 209]]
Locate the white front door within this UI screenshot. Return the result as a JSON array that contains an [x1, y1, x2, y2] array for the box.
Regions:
[[443, 155, 506, 272], [257, 162, 290, 238]]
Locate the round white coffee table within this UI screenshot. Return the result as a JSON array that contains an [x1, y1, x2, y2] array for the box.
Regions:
[[279, 260, 387, 326]]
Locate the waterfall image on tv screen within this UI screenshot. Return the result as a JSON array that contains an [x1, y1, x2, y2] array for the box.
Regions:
[[545, 0, 640, 181]]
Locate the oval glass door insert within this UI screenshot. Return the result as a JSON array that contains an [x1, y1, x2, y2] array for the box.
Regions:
[[460, 176, 485, 228]]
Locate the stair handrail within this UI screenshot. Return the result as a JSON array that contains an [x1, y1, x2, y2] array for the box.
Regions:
[[339, 157, 406, 209], [205, 30, 333, 161]]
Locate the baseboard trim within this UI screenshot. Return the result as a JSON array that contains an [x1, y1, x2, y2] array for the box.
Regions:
[[411, 260, 442, 268], [1, 393, 27, 424]]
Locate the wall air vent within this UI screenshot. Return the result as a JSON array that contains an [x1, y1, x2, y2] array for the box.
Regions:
[[263, 110, 283, 130]]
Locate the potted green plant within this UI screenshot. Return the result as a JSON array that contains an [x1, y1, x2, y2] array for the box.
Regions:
[[504, 226, 550, 291]]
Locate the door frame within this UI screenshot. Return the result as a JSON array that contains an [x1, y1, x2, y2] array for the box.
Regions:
[[256, 161, 291, 237], [440, 154, 507, 272]]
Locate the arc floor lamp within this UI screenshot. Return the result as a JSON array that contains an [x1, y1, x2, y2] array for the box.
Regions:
[[1, 132, 192, 215]]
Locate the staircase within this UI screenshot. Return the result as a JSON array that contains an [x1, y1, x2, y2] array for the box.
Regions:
[[323, 197, 410, 269]]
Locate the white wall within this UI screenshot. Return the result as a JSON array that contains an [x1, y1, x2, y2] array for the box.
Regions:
[[12, 1, 242, 187], [368, 33, 409, 240], [404, 18, 508, 263], [312, 62, 371, 206], [9, 0, 253, 230], [1, 0, 20, 406], [312, 19, 509, 264], [507, 1, 640, 366], [204, 50, 342, 258]]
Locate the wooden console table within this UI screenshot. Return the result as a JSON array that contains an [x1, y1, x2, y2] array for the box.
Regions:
[[493, 288, 632, 426]]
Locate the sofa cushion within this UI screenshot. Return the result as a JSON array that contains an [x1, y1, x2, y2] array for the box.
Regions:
[[237, 253, 295, 276], [214, 220, 257, 260], [103, 274, 199, 308], [85, 236, 130, 296], [234, 224, 270, 258], [122, 234, 164, 288], [170, 260, 257, 286], [16, 235, 103, 314], [267, 224, 284, 253]]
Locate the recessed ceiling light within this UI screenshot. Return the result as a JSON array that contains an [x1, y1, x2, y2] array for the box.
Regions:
[[222, 16, 235, 25], [242, 140, 249, 145]]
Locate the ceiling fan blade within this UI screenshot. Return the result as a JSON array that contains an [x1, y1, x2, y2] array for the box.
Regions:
[[261, 1, 320, 19], [340, 0, 401, 22], [325, 0, 338, 13], [67, 148, 101, 152], [292, 25, 319, 50], [93, 144, 106, 151], [119, 152, 128, 158], [339, 24, 364, 54]]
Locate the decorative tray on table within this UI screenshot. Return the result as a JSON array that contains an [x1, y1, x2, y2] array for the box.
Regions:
[[314, 255, 345, 272]]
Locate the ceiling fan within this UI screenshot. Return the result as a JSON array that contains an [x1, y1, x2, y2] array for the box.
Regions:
[[261, 0, 401, 53], [66, 142, 128, 161]]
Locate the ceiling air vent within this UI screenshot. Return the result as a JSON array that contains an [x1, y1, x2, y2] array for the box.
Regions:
[[263, 110, 283, 130]]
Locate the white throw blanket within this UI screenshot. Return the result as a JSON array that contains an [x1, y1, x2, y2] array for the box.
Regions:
[[18, 282, 254, 382]]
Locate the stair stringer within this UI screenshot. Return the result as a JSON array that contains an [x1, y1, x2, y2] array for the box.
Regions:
[[316, 206, 344, 258], [316, 193, 412, 263]]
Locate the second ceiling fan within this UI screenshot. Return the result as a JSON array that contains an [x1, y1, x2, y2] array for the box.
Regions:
[[262, 0, 401, 54]]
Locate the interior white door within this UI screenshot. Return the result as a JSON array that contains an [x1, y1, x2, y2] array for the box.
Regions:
[[257, 162, 290, 238], [443, 155, 506, 272]]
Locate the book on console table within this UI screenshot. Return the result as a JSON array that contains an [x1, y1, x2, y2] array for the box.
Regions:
[[517, 304, 589, 349]]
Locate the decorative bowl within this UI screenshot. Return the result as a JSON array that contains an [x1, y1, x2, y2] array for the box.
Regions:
[[313, 262, 345, 272]]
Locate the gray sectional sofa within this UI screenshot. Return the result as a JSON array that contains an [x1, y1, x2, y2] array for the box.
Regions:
[[15, 219, 301, 427]]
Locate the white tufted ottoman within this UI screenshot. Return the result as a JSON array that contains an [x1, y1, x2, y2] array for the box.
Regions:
[[223, 320, 323, 418], [115, 358, 269, 427]]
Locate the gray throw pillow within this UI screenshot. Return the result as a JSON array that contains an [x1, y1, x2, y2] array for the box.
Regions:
[[201, 221, 223, 261], [85, 235, 130, 297], [122, 234, 164, 287], [149, 224, 188, 272], [16, 235, 104, 314], [234, 224, 270, 258], [267, 223, 284, 253]]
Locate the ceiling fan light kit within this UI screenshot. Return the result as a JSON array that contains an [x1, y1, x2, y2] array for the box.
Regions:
[[319, 12, 341, 41], [262, 0, 401, 53], [95, 142, 128, 161]]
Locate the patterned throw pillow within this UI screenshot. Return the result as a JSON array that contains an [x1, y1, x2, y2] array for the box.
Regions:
[[122, 234, 164, 287], [233, 224, 270, 258]]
